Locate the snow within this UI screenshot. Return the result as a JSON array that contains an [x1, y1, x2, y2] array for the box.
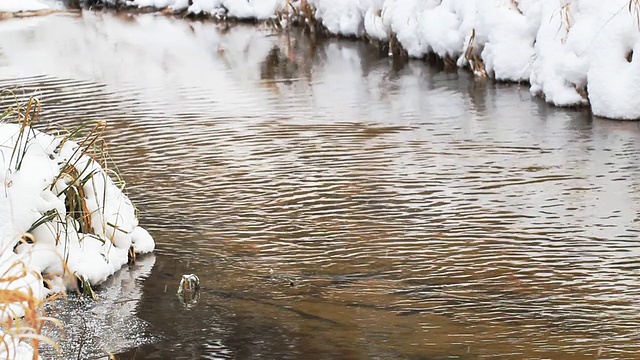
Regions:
[[129, 0, 284, 19], [0, 331, 39, 360], [306, 0, 640, 119], [363, 4, 387, 40], [0, 121, 154, 303], [313, 0, 367, 37], [0, 0, 49, 12], [3, 0, 640, 119], [0, 118, 155, 357]]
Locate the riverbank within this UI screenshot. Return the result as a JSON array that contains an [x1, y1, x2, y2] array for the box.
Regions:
[[4, 0, 635, 120]]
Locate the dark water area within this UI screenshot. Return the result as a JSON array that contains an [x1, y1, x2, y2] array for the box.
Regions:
[[2, 11, 640, 359]]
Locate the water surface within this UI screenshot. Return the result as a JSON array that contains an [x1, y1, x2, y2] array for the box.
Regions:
[[2, 12, 640, 359]]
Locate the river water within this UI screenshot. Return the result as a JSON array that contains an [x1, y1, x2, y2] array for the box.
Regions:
[[2, 11, 640, 359]]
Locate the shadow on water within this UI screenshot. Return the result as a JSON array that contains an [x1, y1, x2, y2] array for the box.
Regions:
[[2, 11, 640, 360]]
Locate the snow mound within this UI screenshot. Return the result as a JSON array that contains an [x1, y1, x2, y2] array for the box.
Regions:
[[0, 0, 49, 12], [0, 120, 155, 302], [0, 115, 154, 359], [129, 0, 284, 20]]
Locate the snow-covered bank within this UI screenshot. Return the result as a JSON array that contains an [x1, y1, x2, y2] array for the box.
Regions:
[[0, 102, 154, 357], [0, 0, 48, 12], [108, 0, 640, 120], [1, 118, 155, 297], [306, 0, 640, 120], [3, 0, 639, 118]]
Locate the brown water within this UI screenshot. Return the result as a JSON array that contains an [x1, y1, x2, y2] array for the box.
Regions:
[[2, 11, 640, 359]]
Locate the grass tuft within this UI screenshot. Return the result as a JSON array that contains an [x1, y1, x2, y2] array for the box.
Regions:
[[1, 101, 127, 356], [5, 98, 41, 173], [464, 29, 487, 78], [630, 0, 640, 29]]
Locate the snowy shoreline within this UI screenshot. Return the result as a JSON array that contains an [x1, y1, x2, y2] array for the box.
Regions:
[[2, 1, 640, 119], [0, 100, 155, 358], [1, 115, 155, 294]]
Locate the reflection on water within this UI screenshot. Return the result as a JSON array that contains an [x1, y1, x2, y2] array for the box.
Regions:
[[42, 255, 157, 359], [2, 11, 640, 359]]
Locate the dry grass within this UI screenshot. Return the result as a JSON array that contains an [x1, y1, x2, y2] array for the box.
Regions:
[[511, 0, 523, 15], [561, 3, 573, 32], [4, 97, 40, 172], [273, 0, 324, 37], [464, 29, 487, 78], [630, 0, 640, 29], [50, 120, 109, 242], [0, 96, 64, 357], [50, 120, 107, 192], [0, 260, 61, 359], [1, 96, 125, 356]]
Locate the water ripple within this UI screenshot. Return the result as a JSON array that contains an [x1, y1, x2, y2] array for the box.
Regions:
[[3, 12, 640, 359]]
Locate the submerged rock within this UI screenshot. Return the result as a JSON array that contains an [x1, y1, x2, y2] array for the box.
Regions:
[[177, 273, 200, 307]]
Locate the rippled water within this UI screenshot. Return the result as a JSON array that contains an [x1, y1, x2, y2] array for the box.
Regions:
[[2, 11, 640, 359]]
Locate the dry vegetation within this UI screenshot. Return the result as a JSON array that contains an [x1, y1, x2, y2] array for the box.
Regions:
[[0, 262, 60, 360], [1, 97, 62, 359], [1, 96, 122, 358]]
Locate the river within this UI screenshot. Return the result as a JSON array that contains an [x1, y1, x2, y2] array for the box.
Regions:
[[1, 11, 640, 359]]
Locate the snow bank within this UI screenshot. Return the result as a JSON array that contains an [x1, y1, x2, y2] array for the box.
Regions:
[[0, 120, 154, 304], [0, 0, 49, 12], [109, 0, 640, 119], [128, 0, 285, 20], [307, 0, 640, 119], [0, 116, 154, 358], [0, 331, 39, 360]]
